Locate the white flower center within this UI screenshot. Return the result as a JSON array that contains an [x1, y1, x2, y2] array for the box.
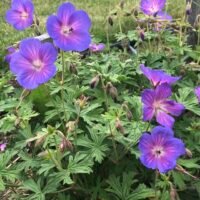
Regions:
[[20, 12, 29, 20], [152, 146, 165, 158], [32, 59, 43, 70], [61, 26, 73, 36]]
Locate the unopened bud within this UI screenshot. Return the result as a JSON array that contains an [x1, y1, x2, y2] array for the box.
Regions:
[[15, 117, 20, 126], [69, 63, 78, 74], [126, 110, 133, 121], [186, 2, 192, 15], [115, 118, 125, 134], [186, 148, 192, 158], [76, 95, 88, 108], [59, 138, 73, 152], [106, 82, 118, 101], [119, 0, 125, 9], [90, 75, 100, 89], [38, 150, 49, 158], [35, 17, 40, 26], [66, 121, 76, 132], [139, 29, 145, 41], [35, 135, 46, 147], [131, 8, 138, 17], [108, 16, 114, 26]]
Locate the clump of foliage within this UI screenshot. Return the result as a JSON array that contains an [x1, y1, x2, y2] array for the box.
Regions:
[[0, 0, 200, 200]]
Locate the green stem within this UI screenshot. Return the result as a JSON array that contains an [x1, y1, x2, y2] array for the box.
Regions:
[[61, 51, 67, 121], [146, 20, 151, 50], [47, 147, 62, 171], [53, 134, 61, 166], [100, 75, 119, 162], [146, 121, 151, 132], [154, 170, 159, 200], [16, 89, 29, 111]]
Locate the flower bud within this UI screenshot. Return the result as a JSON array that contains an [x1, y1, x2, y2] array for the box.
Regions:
[[15, 117, 21, 126], [35, 17, 40, 26], [131, 8, 138, 17], [76, 95, 88, 109], [90, 75, 100, 89], [186, 2, 192, 15], [119, 0, 125, 9], [106, 82, 118, 101], [108, 16, 114, 26], [69, 63, 78, 74], [139, 29, 145, 41], [185, 148, 192, 158], [66, 121, 76, 132], [59, 138, 73, 152], [115, 118, 125, 134], [0, 143, 7, 152], [126, 110, 133, 121], [35, 134, 46, 147]]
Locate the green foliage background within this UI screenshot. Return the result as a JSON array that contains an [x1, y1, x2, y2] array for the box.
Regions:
[[0, 0, 200, 200]]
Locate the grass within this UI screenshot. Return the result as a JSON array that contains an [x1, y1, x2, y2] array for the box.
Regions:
[[0, 0, 186, 65]]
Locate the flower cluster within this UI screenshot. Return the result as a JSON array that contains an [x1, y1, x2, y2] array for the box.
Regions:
[[141, 64, 185, 128], [4, 0, 195, 178], [139, 64, 186, 173], [5, 1, 92, 90]]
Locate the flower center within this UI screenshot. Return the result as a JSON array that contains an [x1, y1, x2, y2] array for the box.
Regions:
[[32, 59, 43, 70], [20, 12, 29, 20], [152, 146, 165, 158], [61, 26, 73, 36]]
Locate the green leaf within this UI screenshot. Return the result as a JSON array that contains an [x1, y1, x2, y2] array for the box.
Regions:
[[77, 129, 109, 163], [178, 159, 200, 169], [175, 87, 200, 116], [67, 153, 93, 174], [127, 184, 155, 200]]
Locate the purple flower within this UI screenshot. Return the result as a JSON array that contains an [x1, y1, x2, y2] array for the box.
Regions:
[[156, 11, 172, 22], [154, 11, 172, 31], [195, 86, 200, 103], [139, 126, 185, 173], [140, 0, 166, 16], [10, 38, 57, 90], [139, 29, 145, 41], [140, 64, 180, 87], [142, 83, 185, 128], [0, 143, 7, 151], [4, 46, 18, 63], [89, 43, 105, 52], [46, 2, 91, 51], [5, 0, 34, 30]]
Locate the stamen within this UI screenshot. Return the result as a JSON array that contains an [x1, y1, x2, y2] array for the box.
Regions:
[[32, 59, 43, 70], [152, 146, 164, 158], [20, 12, 28, 20], [61, 26, 73, 36]]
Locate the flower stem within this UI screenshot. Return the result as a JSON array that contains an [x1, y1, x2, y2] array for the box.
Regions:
[[100, 75, 119, 162], [61, 51, 67, 121], [154, 170, 159, 200], [16, 89, 29, 111]]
